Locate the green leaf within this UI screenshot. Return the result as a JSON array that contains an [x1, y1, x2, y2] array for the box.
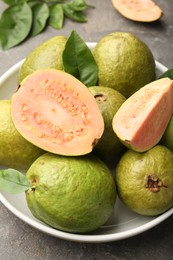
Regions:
[[63, 30, 98, 86], [0, 169, 30, 194], [49, 4, 64, 29], [30, 3, 49, 37], [2, 0, 27, 6], [27, 0, 38, 8], [65, 0, 87, 11], [63, 9, 86, 23], [159, 68, 173, 80], [62, 0, 94, 22], [0, 1, 95, 49], [0, 3, 32, 50], [62, 4, 87, 22], [45, 0, 64, 3]]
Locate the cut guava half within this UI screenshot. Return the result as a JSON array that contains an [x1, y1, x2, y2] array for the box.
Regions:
[[112, 78, 173, 152], [11, 69, 104, 156], [112, 0, 163, 22]]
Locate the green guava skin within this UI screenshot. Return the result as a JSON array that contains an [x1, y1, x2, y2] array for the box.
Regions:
[[0, 100, 44, 171], [93, 32, 156, 98], [26, 153, 116, 233], [160, 115, 173, 151], [18, 36, 67, 83], [89, 86, 126, 164], [115, 145, 173, 216]]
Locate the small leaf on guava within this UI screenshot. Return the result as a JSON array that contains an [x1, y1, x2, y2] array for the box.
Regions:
[[159, 68, 173, 80], [0, 169, 30, 194], [63, 30, 98, 86]]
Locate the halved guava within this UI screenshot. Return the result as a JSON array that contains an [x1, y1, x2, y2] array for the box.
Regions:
[[112, 78, 173, 152], [11, 69, 104, 156], [112, 0, 163, 22]]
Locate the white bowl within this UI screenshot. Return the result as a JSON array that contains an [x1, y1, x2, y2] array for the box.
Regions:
[[0, 43, 173, 243]]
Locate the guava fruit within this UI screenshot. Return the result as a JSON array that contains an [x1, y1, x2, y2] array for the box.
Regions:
[[115, 145, 173, 216], [11, 69, 104, 156], [112, 78, 173, 152], [0, 100, 44, 171], [18, 36, 67, 83], [26, 153, 116, 233], [89, 86, 126, 163], [93, 32, 155, 97], [112, 0, 163, 22]]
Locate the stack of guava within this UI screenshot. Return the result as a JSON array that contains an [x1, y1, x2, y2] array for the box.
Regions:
[[1, 31, 173, 234]]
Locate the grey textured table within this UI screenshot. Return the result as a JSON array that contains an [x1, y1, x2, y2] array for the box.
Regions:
[[0, 1, 173, 259]]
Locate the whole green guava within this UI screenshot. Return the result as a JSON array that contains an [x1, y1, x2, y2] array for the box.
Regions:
[[0, 100, 44, 171], [26, 153, 116, 233], [18, 36, 67, 83], [93, 32, 156, 98], [115, 145, 173, 216], [89, 86, 126, 164]]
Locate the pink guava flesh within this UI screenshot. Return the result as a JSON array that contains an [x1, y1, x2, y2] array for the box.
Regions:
[[112, 78, 173, 152], [111, 0, 163, 22], [11, 69, 104, 156]]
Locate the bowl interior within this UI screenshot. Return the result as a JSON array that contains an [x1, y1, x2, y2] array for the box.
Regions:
[[0, 43, 172, 243]]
